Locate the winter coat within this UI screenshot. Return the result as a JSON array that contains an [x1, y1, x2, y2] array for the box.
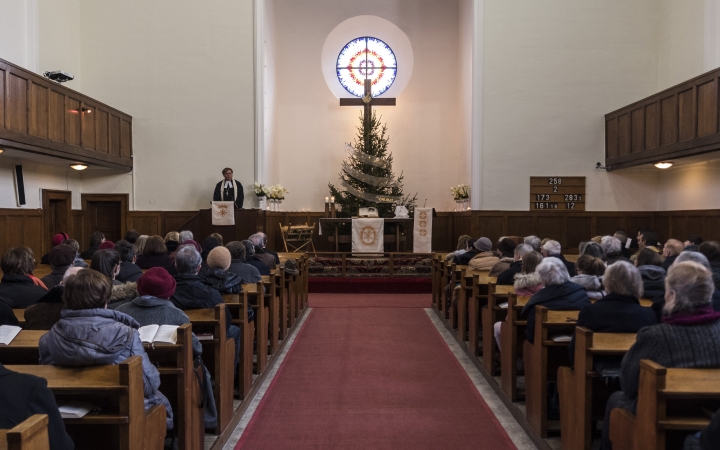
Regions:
[[446, 249, 467, 262], [513, 272, 543, 297], [199, 267, 243, 295], [79, 245, 99, 260], [546, 254, 576, 277], [253, 251, 276, 270], [520, 282, 590, 343], [650, 289, 720, 321], [606, 254, 631, 265], [497, 260, 523, 286], [637, 265, 666, 299], [38, 308, 173, 428], [136, 254, 174, 270], [171, 274, 232, 330], [107, 282, 138, 310], [489, 257, 515, 277], [468, 251, 501, 271], [116, 261, 143, 283], [246, 256, 271, 275], [228, 259, 262, 284], [662, 254, 678, 271], [0, 299, 19, 326], [72, 256, 88, 268], [0, 274, 48, 308], [24, 286, 64, 330], [40, 266, 69, 291], [570, 274, 606, 300], [454, 249, 479, 266]]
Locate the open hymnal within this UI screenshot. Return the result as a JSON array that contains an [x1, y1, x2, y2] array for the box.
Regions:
[[138, 325, 179, 345], [0, 325, 22, 345], [59, 401, 95, 419], [550, 334, 573, 343], [498, 302, 509, 309]]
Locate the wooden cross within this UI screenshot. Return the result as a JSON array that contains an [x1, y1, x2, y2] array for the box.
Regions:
[[340, 79, 396, 150]]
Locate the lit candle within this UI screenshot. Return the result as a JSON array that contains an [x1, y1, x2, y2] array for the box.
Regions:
[[331, 196, 335, 203], [325, 197, 329, 203]]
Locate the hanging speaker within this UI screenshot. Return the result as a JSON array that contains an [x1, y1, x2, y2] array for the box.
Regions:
[[13, 165, 26, 206]]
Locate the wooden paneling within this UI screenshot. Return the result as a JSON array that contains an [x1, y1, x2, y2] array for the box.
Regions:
[[678, 88, 695, 141], [96, 109, 109, 153], [507, 215, 534, 238], [81, 104, 96, 150], [29, 83, 48, 138], [618, 114, 630, 156], [697, 80, 718, 137], [631, 108, 644, 152], [110, 115, 121, 156], [7, 73, 28, 133], [596, 216, 623, 236], [48, 90, 64, 142], [65, 97, 81, 146], [0, 209, 45, 259], [0, 68, 5, 127], [71, 210, 85, 249], [120, 120, 132, 158], [661, 95, 677, 145], [645, 102, 660, 149], [127, 212, 163, 237], [605, 118, 618, 158], [536, 217, 564, 243]]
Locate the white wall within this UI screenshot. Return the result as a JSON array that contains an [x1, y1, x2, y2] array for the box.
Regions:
[[0, 159, 83, 209], [0, 0, 38, 72], [266, 0, 468, 212], [658, 0, 705, 90], [657, 159, 720, 211]]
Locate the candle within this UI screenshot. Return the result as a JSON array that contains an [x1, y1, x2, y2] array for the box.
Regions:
[[331, 196, 335, 203], [325, 197, 329, 203]]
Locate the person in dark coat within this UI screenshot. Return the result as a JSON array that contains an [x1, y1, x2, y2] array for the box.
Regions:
[[115, 240, 143, 283], [254, 232, 280, 264], [124, 229, 140, 245], [164, 232, 180, 254], [40, 232, 70, 265], [0, 299, 19, 326], [24, 268, 82, 330], [699, 241, 720, 285], [602, 261, 720, 450], [79, 231, 105, 260], [635, 248, 666, 299], [541, 240, 576, 276], [199, 247, 243, 294], [226, 241, 262, 283], [0, 247, 48, 308], [213, 167, 244, 209], [249, 234, 276, 270], [40, 244, 75, 290], [136, 236, 173, 269], [200, 236, 221, 263], [520, 257, 590, 343], [497, 244, 534, 286], [650, 252, 720, 320], [453, 239, 480, 265], [90, 249, 138, 309], [602, 236, 631, 265], [568, 261, 657, 365], [684, 407, 720, 450], [0, 363, 75, 450], [38, 269, 173, 429], [661, 239, 683, 271], [242, 240, 271, 275]]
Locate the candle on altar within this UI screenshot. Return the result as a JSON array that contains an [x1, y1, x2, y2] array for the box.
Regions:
[[330, 196, 335, 203], [325, 197, 329, 203]]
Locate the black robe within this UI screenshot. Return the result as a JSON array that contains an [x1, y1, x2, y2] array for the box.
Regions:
[[213, 180, 244, 209]]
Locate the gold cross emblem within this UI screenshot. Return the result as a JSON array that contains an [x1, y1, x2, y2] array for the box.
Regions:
[[360, 226, 377, 245]]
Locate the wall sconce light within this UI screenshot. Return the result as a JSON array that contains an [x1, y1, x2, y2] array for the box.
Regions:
[[81, 107, 92, 114], [70, 164, 88, 171], [0, 148, 4, 154], [654, 161, 673, 169]]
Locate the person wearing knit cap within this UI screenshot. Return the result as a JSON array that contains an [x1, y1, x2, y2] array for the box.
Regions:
[[199, 247, 243, 295], [469, 237, 501, 271], [40, 244, 76, 290], [99, 241, 115, 250], [489, 238, 518, 277], [40, 232, 71, 264]]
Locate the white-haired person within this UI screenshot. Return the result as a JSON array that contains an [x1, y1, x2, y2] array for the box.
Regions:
[[541, 240, 576, 276], [524, 235, 541, 252], [496, 243, 534, 286], [601, 236, 630, 265], [602, 261, 720, 450]]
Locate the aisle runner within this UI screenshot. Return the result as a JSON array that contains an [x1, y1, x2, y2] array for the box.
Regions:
[[235, 307, 517, 450]]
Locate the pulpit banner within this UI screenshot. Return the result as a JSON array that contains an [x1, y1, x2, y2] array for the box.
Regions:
[[352, 218, 384, 253], [212, 201, 235, 226], [413, 208, 433, 253]]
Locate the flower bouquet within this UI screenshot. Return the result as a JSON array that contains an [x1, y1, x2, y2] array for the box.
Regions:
[[451, 184, 470, 211], [266, 185, 290, 211]]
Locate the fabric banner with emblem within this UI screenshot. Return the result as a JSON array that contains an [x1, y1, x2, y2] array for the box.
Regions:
[[413, 208, 433, 253], [212, 201, 235, 226], [352, 218, 384, 253]]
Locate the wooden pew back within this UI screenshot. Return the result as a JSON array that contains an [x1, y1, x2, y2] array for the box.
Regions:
[[222, 293, 253, 398], [0, 415, 49, 450], [482, 283, 513, 373]]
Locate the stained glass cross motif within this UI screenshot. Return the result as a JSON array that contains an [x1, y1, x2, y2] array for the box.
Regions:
[[337, 37, 397, 97]]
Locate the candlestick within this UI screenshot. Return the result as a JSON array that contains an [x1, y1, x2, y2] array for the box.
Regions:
[[330, 196, 335, 203]]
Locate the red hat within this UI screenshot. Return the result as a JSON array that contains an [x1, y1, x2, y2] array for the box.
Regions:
[[99, 241, 115, 250], [137, 267, 177, 299], [180, 240, 202, 253], [52, 233, 70, 246]]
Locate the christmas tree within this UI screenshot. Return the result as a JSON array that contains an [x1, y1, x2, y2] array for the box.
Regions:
[[328, 111, 416, 218]]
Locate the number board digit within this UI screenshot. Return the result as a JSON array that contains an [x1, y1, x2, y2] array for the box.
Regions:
[[530, 177, 585, 211]]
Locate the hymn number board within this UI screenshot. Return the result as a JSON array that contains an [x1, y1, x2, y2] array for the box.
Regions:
[[530, 177, 586, 211]]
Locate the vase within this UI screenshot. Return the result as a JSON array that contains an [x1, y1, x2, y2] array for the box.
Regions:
[[464, 199, 470, 210], [455, 199, 463, 212], [258, 197, 266, 210]]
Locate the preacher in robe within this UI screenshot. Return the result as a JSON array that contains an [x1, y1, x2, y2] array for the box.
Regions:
[[213, 167, 244, 209]]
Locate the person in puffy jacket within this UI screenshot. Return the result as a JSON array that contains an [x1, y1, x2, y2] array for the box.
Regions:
[[199, 246, 243, 295], [468, 237, 500, 271], [635, 248, 666, 299], [570, 255, 607, 300], [38, 269, 173, 429]]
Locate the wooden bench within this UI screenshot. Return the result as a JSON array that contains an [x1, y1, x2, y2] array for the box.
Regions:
[[185, 305, 234, 435], [500, 293, 530, 401], [0, 415, 49, 450], [0, 330, 46, 364], [242, 281, 269, 374], [13, 310, 25, 327], [440, 260, 454, 321], [222, 293, 254, 398], [557, 328, 636, 450], [448, 264, 466, 329], [481, 284, 514, 375], [431, 253, 448, 311], [32, 265, 52, 279], [610, 360, 720, 450], [467, 271, 496, 355], [6, 356, 166, 450], [524, 306, 580, 437]]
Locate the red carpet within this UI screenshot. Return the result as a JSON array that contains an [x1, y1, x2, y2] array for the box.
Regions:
[[236, 304, 517, 450], [309, 277, 432, 294], [309, 293, 432, 308]]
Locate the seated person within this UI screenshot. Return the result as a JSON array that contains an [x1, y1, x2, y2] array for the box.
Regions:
[[90, 249, 138, 309], [242, 240, 271, 275], [635, 248, 666, 299], [453, 238, 478, 265], [164, 231, 180, 254], [541, 240, 576, 276], [601, 261, 720, 450], [489, 238, 517, 276], [650, 251, 720, 319], [200, 236, 221, 263], [0, 300, 19, 326], [520, 257, 590, 343], [61, 239, 88, 268], [614, 229, 634, 260], [662, 239, 684, 270], [123, 229, 140, 245], [136, 236, 173, 269], [210, 232, 224, 246], [524, 235, 541, 252], [0, 362, 74, 450], [25, 267, 82, 330], [580, 242, 607, 262], [115, 240, 143, 283], [40, 244, 75, 290], [249, 234, 275, 269], [570, 255, 606, 300], [255, 232, 280, 264], [38, 269, 173, 429], [684, 235, 703, 253], [497, 243, 534, 285], [40, 232, 69, 265], [0, 247, 48, 307], [699, 241, 720, 280], [568, 261, 656, 365], [602, 236, 630, 265], [133, 235, 149, 256], [226, 241, 262, 283], [637, 229, 661, 254], [99, 241, 115, 250], [684, 407, 720, 450], [80, 231, 105, 259], [445, 235, 472, 262], [199, 247, 243, 294], [468, 237, 500, 271]]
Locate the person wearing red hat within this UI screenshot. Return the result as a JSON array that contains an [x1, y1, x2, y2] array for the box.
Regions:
[[40, 233, 70, 265], [98, 241, 115, 250]]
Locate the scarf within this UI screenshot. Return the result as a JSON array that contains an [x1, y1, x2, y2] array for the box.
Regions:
[[661, 305, 720, 326]]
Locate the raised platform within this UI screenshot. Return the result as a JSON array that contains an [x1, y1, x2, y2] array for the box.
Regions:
[[309, 277, 432, 294], [308, 255, 432, 278]]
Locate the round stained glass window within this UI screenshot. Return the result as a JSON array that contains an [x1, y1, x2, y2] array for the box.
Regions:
[[336, 37, 397, 98]]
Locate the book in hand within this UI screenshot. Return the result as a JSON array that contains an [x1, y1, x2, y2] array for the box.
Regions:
[[550, 334, 573, 343], [0, 325, 22, 345], [138, 325, 179, 345], [59, 401, 95, 419]]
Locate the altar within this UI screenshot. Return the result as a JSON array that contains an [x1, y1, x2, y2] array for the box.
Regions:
[[319, 218, 414, 252]]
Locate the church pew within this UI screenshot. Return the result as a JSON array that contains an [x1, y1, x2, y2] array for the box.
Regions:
[[6, 356, 167, 450], [0, 414, 49, 450], [243, 281, 269, 374], [299, 254, 309, 312], [565, 254, 580, 263], [610, 360, 720, 450], [31, 265, 52, 279], [142, 323, 203, 450], [440, 259, 454, 321], [13, 309, 25, 327], [523, 306, 580, 437], [221, 293, 254, 399], [262, 274, 280, 355], [448, 264, 466, 329], [557, 328, 636, 450], [0, 330, 46, 365], [481, 284, 514, 375], [467, 271, 496, 355], [500, 293, 530, 401], [185, 305, 234, 435], [431, 253, 447, 311]]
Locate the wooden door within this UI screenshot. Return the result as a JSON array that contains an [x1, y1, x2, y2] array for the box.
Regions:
[[42, 190, 72, 253], [81, 194, 128, 245]]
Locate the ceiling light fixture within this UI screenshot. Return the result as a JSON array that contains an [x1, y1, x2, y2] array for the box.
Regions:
[[654, 162, 673, 169], [70, 164, 88, 171]]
